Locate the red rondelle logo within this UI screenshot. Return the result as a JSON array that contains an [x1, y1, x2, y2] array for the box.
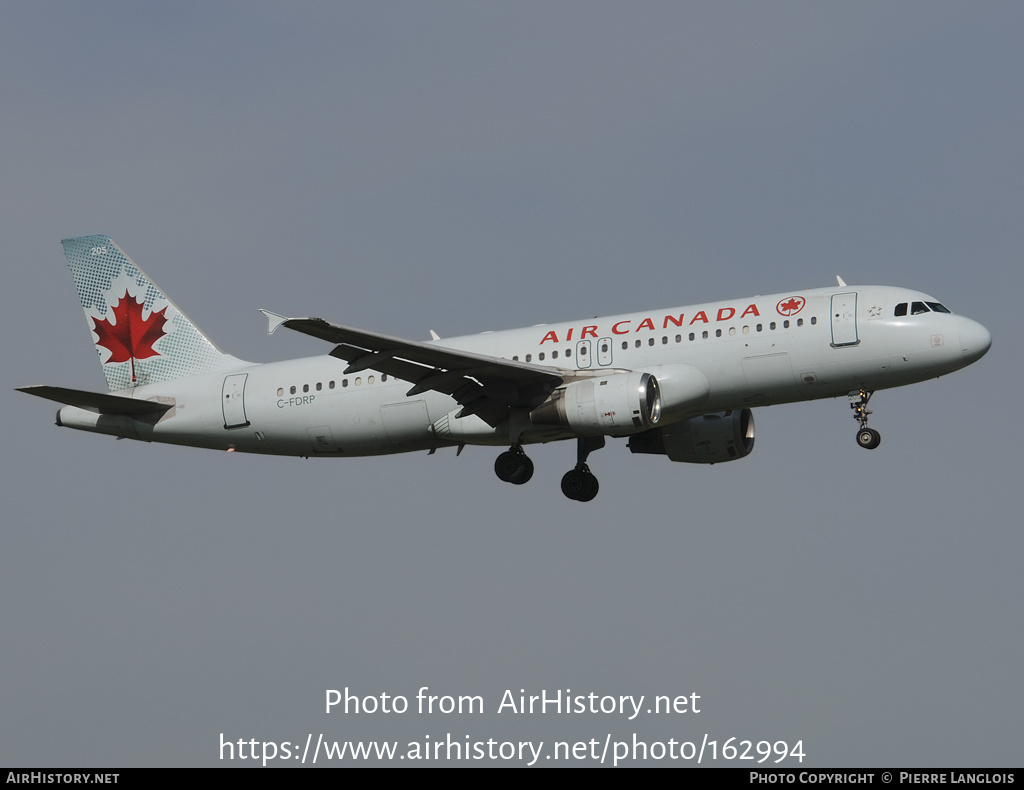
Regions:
[[776, 296, 805, 317]]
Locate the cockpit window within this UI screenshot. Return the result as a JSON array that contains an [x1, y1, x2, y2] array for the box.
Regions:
[[896, 301, 951, 317]]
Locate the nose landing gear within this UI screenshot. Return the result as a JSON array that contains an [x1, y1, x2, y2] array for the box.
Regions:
[[857, 427, 881, 449], [849, 389, 881, 449]]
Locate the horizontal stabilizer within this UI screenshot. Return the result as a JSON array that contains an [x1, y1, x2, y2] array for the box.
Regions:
[[17, 385, 173, 416]]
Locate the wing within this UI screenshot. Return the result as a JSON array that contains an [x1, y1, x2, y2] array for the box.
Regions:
[[262, 312, 564, 427]]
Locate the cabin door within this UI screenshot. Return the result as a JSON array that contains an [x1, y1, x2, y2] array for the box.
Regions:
[[830, 293, 859, 347], [222, 374, 250, 428]]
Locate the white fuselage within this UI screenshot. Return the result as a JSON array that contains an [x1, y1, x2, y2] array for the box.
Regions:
[[56, 285, 991, 457]]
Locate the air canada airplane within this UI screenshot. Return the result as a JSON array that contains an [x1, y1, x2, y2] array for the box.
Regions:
[[20, 236, 991, 501]]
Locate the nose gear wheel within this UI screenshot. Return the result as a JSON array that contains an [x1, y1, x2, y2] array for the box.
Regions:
[[849, 389, 880, 450]]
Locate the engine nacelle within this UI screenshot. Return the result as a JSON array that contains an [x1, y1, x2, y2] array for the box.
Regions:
[[628, 409, 754, 463], [640, 364, 710, 419], [531, 371, 661, 436]]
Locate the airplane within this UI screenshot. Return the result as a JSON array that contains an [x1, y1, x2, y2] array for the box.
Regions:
[[19, 235, 992, 502]]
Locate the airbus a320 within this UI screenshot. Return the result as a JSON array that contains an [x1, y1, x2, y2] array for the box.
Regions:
[[19, 236, 992, 501]]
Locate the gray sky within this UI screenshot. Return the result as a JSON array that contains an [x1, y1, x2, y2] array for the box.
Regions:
[[3, 1, 1021, 767]]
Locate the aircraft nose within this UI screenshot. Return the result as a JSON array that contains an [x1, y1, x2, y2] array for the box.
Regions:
[[959, 317, 992, 364]]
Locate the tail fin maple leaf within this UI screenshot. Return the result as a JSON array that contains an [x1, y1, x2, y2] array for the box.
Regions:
[[92, 291, 169, 381], [59, 236, 246, 392]]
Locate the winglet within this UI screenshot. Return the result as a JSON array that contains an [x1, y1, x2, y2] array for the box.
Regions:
[[430, 330, 440, 341], [260, 309, 289, 335], [836, 276, 847, 287]]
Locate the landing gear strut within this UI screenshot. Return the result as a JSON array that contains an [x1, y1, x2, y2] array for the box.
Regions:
[[494, 445, 534, 485], [561, 436, 604, 502], [849, 389, 881, 449]]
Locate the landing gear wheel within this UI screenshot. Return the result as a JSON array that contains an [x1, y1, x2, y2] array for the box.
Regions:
[[495, 449, 533, 484], [848, 390, 880, 450], [511, 455, 534, 485], [561, 466, 599, 502], [856, 428, 881, 450], [494, 451, 518, 482]]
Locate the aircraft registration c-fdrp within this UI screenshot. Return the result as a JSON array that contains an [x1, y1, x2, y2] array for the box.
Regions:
[[20, 236, 991, 502]]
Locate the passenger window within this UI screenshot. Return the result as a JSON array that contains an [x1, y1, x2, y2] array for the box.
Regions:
[[277, 387, 284, 396], [756, 324, 762, 332], [316, 382, 322, 391], [675, 335, 681, 343], [702, 330, 709, 339], [290, 386, 296, 394], [729, 327, 736, 336], [783, 320, 790, 329], [622, 341, 628, 350], [552, 350, 558, 359], [355, 377, 361, 386], [742, 326, 750, 334], [661, 337, 667, 345], [689, 333, 695, 341], [342, 379, 349, 388], [368, 375, 375, 385], [539, 352, 545, 361], [526, 354, 532, 362], [381, 374, 388, 382], [648, 338, 655, 346], [895, 303, 908, 317], [635, 340, 642, 348], [303, 384, 309, 393], [715, 329, 722, 337], [810, 316, 816, 325], [770, 322, 776, 330], [797, 318, 803, 327], [329, 381, 335, 389]]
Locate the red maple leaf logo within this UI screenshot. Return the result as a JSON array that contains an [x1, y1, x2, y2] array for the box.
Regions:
[[91, 291, 169, 381], [776, 296, 806, 316]]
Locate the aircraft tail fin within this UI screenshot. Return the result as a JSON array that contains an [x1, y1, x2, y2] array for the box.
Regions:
[[61, 235, 246, 391]]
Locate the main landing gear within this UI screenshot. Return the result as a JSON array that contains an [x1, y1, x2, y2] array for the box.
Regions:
[[561, 436, 604, 503], [494, 445, 534, 485], [492, 435, 606, 501], [849, 389, 881, 450], [561, 465, 599, 502]]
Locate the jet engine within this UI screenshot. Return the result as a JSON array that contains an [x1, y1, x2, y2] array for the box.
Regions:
[[530, 372, 661, 436], [628, 409, 754, 463]]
